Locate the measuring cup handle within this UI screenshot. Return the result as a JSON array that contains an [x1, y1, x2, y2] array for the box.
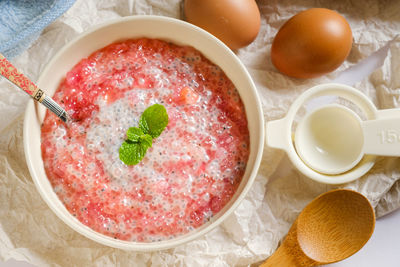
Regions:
[[266, 118, 290, 151], [376, 108, 400, 119], [363, 111, 400, 156]]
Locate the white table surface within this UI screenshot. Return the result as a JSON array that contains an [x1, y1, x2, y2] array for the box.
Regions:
[[1, 208, 400, 266]]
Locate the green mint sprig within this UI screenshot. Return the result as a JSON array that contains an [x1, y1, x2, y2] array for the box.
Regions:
[[119, 104, 168, 165]]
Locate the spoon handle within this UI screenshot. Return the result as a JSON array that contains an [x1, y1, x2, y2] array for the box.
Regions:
[[0, 53, 70, 123], [260, 221, 316, 267], [260, 245, 299, 267], [0, 53, 45, 102]]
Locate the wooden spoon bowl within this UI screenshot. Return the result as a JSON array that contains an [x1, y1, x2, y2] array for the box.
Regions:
[[261, 189, 375, 266]]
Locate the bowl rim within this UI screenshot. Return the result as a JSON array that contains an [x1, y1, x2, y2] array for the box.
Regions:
[[23, 15, 264, 250]]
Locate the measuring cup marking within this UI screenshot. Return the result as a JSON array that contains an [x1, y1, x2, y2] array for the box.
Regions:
[[377, 129, 400, 144], [363, 117, 400, 156]]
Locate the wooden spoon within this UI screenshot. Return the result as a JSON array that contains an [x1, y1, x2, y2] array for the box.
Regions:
[[261, 189, 375, 266]]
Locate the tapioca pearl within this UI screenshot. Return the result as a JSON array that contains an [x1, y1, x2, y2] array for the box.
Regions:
[[108, 161, 125, 180], [153, 77, 165, 88], [188, 79, 200, 89], [70, 148, 84, 160], [203, 135, 218, 150], [221, 167, 234, 178]]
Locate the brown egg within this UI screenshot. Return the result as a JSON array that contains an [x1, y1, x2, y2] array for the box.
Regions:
[[184, 0, 261, 50], [271, 8, 353, 79]]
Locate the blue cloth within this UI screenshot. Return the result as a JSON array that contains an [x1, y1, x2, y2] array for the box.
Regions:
[[0, 0, 76, 58]]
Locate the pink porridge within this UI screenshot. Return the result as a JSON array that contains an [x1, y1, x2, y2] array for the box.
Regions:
[[41, 38, 249, 242]]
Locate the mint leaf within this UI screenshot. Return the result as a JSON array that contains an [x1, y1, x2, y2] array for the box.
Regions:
[[127, 127, 144, 142], [139, 104, 169, 138], [119, 140, 151, 165], [119, 103, 168, 165], [139, 133, 153, 147]]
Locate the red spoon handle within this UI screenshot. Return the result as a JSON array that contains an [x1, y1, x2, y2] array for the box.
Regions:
[[0, 53, 45, 102]]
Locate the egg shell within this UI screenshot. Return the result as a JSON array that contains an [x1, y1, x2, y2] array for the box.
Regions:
[[271, 8, 353, 79], [184, 0, 261, 50]]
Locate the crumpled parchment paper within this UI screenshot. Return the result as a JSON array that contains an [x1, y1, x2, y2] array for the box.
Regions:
[[1, 0, 400, 266]]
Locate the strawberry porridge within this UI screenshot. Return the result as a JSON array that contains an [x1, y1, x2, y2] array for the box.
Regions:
[[41, 38, 250, 242]]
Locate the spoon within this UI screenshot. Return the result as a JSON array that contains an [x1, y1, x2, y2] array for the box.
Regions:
[[260, 189, 375, 266], [0, 53, 70, 123], [295, 104, 400, 175]]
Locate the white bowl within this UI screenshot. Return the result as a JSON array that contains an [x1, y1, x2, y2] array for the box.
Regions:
[[23, 15, 264, 251]]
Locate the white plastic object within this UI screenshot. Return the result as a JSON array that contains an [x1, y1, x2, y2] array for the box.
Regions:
[[295, 104, 400, 175], [266, 83, 400, 184]]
